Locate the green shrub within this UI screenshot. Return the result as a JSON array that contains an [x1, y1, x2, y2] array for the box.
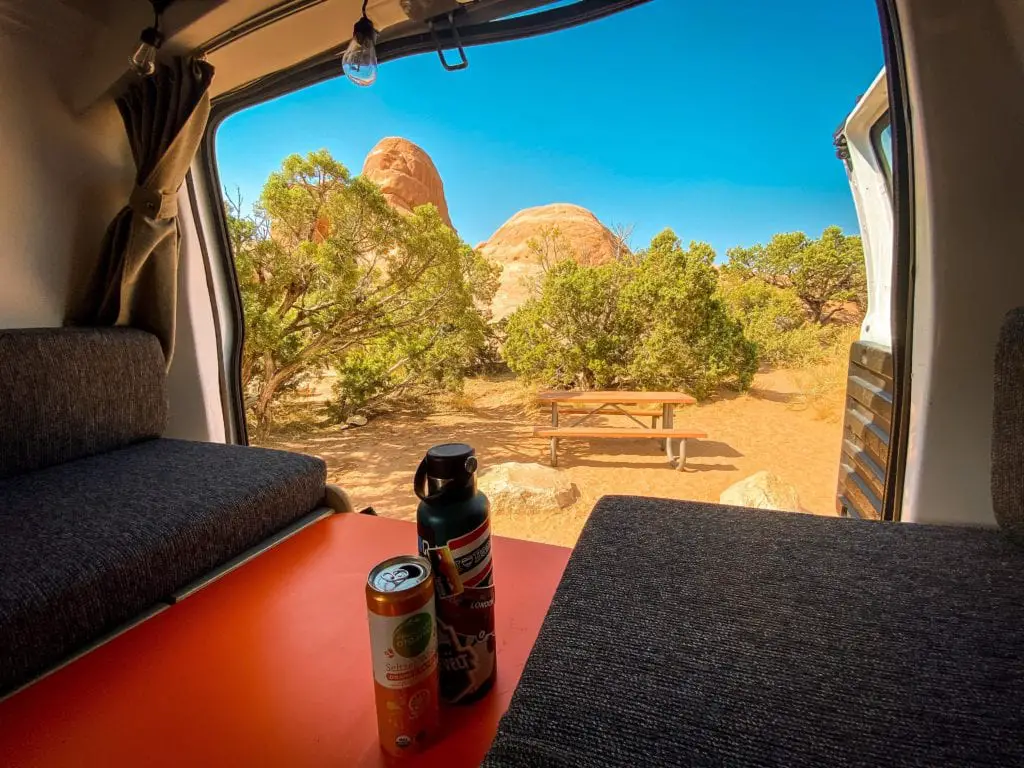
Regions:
[[717, 275, 840, 367], [504, 260, 632, 389], [229, 150, 498, 433], [503, 230, 757, 399], [725, 225, 866, 323]]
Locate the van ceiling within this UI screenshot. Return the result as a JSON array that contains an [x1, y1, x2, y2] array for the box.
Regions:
[[56, 0, 560, 108], [56, 0, 126, 22], [186, 0, 414, 97], [49, 0, 373, 106]]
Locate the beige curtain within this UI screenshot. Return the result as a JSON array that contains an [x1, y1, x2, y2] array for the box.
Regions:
[[70, 57, 215, 365]]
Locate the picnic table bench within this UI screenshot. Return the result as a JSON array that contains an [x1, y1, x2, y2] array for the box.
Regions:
[[534, 391, 706, 470]]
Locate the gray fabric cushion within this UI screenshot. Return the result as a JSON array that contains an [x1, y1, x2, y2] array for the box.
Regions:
[[0, 327, 166, 479], [993, 307, 1024, 540], [485, 497, 1024, 767], [0, 438, 325, 694]]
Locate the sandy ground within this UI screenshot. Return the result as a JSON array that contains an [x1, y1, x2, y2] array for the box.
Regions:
[[260, 368, 846, 548]]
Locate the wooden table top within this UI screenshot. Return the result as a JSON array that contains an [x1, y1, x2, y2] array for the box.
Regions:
[[0, 514, 571, 767], [538, 390, 697, 405]]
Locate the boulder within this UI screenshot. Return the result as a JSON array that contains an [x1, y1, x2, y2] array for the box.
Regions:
[[362, 137, 452, 227], [346, 414, 368, 427], [476, 203, 625, 320], [478, 462, 580, 515], [719, 471, 802, 513]]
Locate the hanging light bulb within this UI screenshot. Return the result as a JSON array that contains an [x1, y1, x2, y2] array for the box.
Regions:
[[130, 26, 164, 76], [343, 4, 378, 87], [129, 1, 172, 77]]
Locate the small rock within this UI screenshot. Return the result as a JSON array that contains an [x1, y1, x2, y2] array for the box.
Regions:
[[478, 462, 580, 516], [720, 471, 801, 512], [346, 414, 368, 427]]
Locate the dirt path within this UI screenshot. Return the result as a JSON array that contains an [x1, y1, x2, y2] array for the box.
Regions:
[[260, 369, 846, 547]]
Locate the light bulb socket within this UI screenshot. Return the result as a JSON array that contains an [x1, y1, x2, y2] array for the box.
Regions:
[[139, 26, 164, 49], [353, 15, 376, 45]]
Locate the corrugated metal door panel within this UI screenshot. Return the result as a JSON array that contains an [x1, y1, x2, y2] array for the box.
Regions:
[[836, 340, 894, 520]]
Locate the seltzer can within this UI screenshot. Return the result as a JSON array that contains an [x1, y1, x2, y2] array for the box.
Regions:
[[365, 555, 440, 757]]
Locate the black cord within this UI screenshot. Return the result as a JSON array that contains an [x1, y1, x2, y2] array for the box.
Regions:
[[361, 0, 368, 16], [151, 0, 174, 28]]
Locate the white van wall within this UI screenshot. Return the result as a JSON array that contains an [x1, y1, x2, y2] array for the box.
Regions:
[[163, 184, 229, 443], [0, 3, 133, 329], [0, 1, 227, 442], [899, 0, 1024, 525]]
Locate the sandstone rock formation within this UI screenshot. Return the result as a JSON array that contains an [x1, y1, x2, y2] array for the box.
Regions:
[[719, 471, 802, 513], [478, 462, 580, 515], [362, 137, 452, 227], [476, 203, 624, 321]]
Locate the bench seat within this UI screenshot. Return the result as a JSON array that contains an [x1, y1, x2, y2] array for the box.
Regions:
[[534, 426, 707, 469], [0, 438, 325, 693], [0, 327, 329, 696], [486, 496, 1024, 766], [533, 427, 707, 439]]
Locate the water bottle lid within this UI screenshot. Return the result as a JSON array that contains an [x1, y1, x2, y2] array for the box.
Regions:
[[426, 443, 477, 478], [415, 443, 477, 501]]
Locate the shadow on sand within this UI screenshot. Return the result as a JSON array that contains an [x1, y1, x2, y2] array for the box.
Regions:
[[550, 435, 742, 472], [264, 395, 747, 514]]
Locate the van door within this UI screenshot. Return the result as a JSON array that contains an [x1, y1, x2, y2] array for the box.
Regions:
[[833, 69, 896, 520]]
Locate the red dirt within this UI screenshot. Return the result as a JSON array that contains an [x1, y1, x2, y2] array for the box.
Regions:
[[260, 368, 846, 547]]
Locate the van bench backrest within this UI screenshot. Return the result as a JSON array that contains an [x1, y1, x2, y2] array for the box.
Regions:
[[994, 307, 1024, 541], [0, 327, 167, 479]]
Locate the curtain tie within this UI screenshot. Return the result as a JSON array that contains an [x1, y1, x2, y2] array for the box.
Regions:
[[129, 185, 178, 220]]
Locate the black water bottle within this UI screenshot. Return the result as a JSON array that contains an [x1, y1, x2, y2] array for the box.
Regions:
[[415, 443, 496, 704]]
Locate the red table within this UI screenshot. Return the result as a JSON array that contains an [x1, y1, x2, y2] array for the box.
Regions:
[[0, 514, 571, 767]]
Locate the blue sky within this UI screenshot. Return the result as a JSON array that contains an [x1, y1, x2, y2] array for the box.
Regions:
[[216, 0, 883, 259]]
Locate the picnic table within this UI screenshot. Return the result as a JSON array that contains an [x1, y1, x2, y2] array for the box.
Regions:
[[534, 391, 706, 470]]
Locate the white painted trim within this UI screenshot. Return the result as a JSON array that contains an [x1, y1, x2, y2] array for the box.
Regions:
[[842, 69, 894, 348], [181, 157, 246, 444], [165, 181, 229, 443]]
